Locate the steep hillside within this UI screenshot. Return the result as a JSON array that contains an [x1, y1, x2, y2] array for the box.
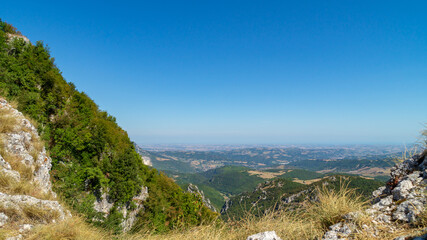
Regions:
[[221, 175, 384, 220], [0, 20, 215, 233]]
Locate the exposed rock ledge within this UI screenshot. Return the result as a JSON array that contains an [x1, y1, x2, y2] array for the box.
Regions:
[[93, 185, 149, 232]]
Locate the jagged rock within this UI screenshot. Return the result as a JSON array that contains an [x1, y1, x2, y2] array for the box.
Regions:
[[120, 186, 149, 232], [322, 222, 354, 240], [6, 33, 30, 44], [0, 192, 71, 222], [187, 183, 217, 212], [392, 180, 414, 201], [0, 212, 8, 227], [247, 231, 282, 240], [0, 98, 70, 236], [93, 185, 149, 232], [93, 190, 114, 218], [0, 98, 54, 195], [221, 199, 232, 214]]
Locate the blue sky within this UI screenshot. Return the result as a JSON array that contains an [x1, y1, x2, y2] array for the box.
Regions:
[[3, 1, 427, 144]]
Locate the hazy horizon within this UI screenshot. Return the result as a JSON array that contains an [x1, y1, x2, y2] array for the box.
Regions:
[[4, 1, 426, 145]]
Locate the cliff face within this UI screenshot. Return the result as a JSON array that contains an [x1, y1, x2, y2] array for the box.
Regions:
[[0, 98, 70, 239]]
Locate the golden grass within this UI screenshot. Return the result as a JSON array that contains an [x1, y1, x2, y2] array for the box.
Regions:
[[0, 108, 18, 133], [26, 215, 108, 240], [305, 180, 367, 230], [21, 204, 60, 223], [124, 210, 322, 240]]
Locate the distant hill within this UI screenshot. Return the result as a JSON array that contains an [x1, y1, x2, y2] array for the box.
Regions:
[[138, 145, 398, 180]]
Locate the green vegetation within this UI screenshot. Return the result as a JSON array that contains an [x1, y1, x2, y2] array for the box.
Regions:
[[170, 166, 265, 196], [222, 175, 383, 220], [287, 158, 394, 172], [0, 19, 215, 232]]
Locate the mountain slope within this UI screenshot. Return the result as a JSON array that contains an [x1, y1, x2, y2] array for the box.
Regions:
[[221, 175, 384, 220], [0, 19, 215, 233]]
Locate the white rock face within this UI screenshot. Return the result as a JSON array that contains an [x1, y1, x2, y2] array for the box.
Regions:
[[6, 33, 30, 44], [0, 98, 70, 237], [93, 185, 149, 232], [120, 186, 149, 232], [187, 183, 217, 212], [93, 191, 114, 218], [0, 191, 70, 223], [0, 98, 54, 195], [247, 231, 282, 240], [141, 155, 153, 167]]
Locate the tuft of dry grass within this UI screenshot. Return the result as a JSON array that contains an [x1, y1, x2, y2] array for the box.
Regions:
[[21, 204, 60, 223], [305, 179, 367, 230], [26, 215, 108, 240], [0, 108, 18, 133]]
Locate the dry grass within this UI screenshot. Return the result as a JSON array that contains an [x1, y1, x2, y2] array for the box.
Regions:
[[305, 180, 367, 230], [21, 204, 61, 223], [26, 215, 108, 240], [0, 108, 18, 133], [125, 210, 322, 240]]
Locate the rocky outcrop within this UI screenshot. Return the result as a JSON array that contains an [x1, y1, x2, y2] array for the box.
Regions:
[[187, 183, 217, 212], [120, 185, 149, 232], [134, 144, 153, 166], [0, 98, 70, 238], [0, 98, 54, 195], [6, 33, 30, 44], [93, 185, 149, 232], [323, 150, 427, 240], [0, 192, 71, 222]]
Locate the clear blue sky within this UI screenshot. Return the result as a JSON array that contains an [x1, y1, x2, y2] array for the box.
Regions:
[[3, 1, 427, 144]]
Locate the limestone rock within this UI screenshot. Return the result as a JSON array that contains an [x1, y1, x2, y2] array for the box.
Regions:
[[0, 98, 54, 195], [247, 231, 282, 240], [187, 183, 217, 212], [0, 192, 71, 223], [120, 186, 149, 232], [0, 212, 8, 227], [93, 185, 149, 232]]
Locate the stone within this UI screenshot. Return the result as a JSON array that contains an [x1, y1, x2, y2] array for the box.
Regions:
[[5, 234, 23, 240], [187, 183, 217, 212], [18, 224, 33, 233], [0, 98, 54, 195], [0, 212, 9, 227], [247, 231, 282, 240], [392, 180, 414, 201], [0, 192, 71, 223], [120, 186, 149, 232]]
